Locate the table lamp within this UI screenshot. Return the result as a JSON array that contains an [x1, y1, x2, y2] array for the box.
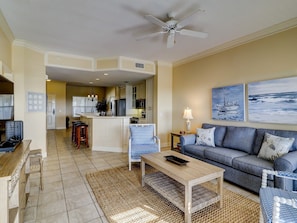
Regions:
[[183, 107, 193, 132]]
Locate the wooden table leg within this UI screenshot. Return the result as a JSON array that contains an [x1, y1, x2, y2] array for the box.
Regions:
[[217, 174, 223, 208], [141, 159, 145, 186], [184, 184, 192, 223], [171, 134, 174, 150]]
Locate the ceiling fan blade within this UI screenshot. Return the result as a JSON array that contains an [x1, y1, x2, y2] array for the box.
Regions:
[[144, 15, 168, 28], [176, 8, 203, 29], [167, 30, 175, 48], [180, 29, 208, 38], [136, 31, 164, 41]]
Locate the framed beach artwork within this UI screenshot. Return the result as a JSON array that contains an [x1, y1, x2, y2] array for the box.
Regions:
[[212, 84, 245, 121], [248, 76, 297, 124]]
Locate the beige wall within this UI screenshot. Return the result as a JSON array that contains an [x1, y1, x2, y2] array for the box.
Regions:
[[173, 27, 297, 132], [12, 45, 47, 155], [46, 81, 66, 129], [1, 17, 47, 156], [156, 62, 173, 147]]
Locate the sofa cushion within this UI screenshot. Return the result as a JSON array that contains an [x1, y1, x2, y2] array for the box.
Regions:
[[223, 126, 256, 154], [130, 144, 159, 159], [257, 133, 294, 161], [254, 128, 297, 154], [202, 123, 227, 147], [204, 147, 248, 167], [233, 155, 274, 180], [182, 144, 210, 159], [196, 127, 215, 147]]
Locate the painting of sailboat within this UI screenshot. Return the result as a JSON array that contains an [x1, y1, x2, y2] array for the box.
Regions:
[[248, 76, 297, 124], [212, 84, 245, 121]]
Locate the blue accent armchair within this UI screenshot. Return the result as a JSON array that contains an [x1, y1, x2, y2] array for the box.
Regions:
[[128, 124, 160, 171], [259, 169, 297, 223]]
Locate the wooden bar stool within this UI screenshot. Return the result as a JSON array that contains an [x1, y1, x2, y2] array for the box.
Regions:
[[28, 149, 43, 190], [72, 121, 82, 144], [75, 124, 89, 149]]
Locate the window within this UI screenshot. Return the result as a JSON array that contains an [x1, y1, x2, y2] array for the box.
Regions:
[[0, 94, 14, 120], [72, 96, 97, 117]]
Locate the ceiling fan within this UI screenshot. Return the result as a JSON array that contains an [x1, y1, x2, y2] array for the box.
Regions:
[[137, 8, 208, 48]]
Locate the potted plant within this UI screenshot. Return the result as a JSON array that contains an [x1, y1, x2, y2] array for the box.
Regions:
[[96, 100, 107, 116]]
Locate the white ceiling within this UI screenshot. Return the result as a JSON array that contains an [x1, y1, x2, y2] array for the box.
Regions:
[[1, 0, 297, 86]]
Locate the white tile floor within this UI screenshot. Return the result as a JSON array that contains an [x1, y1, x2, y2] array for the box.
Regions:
[[24, 129, 259, 223]]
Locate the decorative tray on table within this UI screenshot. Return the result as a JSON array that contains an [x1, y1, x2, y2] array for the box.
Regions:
[[164, 155, 189, 165]]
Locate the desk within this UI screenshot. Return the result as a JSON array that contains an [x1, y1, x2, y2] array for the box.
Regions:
[[0, 140, 31, 223]]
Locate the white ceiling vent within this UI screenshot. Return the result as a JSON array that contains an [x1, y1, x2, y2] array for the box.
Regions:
[[119, 57, 155, 74]]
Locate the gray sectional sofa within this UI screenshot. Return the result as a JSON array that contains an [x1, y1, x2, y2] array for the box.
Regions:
[[180, 123, 297, 193]]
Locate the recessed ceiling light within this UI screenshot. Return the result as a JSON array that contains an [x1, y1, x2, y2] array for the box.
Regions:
[[104, 73, 109, 76], [96, 78, 100, 81], [89, 81, 93, 84]]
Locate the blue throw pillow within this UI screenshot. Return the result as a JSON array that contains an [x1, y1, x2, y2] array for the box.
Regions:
[[130, 125, 154, 144]]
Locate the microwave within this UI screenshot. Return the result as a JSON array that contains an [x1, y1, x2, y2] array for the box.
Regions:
[[136, 99, 145, 109]]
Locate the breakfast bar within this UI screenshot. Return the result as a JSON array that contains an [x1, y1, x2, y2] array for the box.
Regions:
[[80, 114, 130, 153]]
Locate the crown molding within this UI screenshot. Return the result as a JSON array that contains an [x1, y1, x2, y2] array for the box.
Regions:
[[13, 39, 46, 54], [174, 17, 297, 67], [156, 61, 172, 67]]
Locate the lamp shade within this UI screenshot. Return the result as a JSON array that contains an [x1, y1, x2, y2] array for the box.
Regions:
[[183, 107, 193, 120]]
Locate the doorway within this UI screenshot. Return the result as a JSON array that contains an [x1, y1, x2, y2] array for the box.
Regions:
[[47, 94, 56, 129]]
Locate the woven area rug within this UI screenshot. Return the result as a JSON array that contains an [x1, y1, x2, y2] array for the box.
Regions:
[[86, 166, 259, 223]]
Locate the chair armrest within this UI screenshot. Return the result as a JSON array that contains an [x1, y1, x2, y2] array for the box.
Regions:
[[276, 171, 297, 181], [180, 134, 196, 146], [153, 136, 161, 152], [261, 169, 297, 188], [274, 150, 297, 172]]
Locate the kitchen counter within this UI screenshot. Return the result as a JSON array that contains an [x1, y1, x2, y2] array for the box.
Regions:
[[0, 140, 31, 223], [80, 114, 130, 152]]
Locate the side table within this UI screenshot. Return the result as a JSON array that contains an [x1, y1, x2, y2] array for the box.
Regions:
[[170, 132, 183, 152], [171, 132, 192, 152]]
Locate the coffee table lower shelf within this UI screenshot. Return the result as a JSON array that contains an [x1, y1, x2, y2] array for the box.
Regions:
[[143, 171, 220, 214]]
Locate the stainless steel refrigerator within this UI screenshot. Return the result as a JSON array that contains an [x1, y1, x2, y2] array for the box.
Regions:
[[115, 99, 126, 116]]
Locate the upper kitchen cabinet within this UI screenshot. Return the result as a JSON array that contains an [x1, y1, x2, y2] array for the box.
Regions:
[[115, 86, 126, 99], [136, 81, 146, 99]]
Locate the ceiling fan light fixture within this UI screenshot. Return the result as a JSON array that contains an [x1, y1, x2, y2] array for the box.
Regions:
[[140, 7, 208, 48], [180, 29, 208, 38], [167, 30, 176, 48]]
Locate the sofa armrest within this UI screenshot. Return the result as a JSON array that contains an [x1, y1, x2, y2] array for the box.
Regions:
[[274, 150, 297, 172], [180, 134, 196, 146]]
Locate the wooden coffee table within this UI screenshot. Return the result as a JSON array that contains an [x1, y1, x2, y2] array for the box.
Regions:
[[141, 150, 225, 223]]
